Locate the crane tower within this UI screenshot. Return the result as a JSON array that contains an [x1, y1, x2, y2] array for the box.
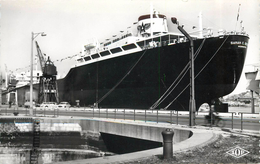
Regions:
[[35, 41, 59, 104]]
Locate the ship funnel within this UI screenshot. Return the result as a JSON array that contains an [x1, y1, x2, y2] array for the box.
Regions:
[[171, 17, 177, 24], [171, 17, 178, 25]]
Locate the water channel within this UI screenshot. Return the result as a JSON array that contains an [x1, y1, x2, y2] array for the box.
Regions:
[[0, 119, 113, 164]]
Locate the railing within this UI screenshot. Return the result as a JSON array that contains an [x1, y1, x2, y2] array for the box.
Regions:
[[237, 112, 259, 131], [0, 106, 259, 131], [90, 108, 181, 124]]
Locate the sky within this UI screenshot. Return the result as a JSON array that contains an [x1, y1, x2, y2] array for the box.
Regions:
[[0, 0, 259, 94]]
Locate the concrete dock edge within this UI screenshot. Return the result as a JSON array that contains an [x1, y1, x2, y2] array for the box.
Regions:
[[52, 128, 218, 164]]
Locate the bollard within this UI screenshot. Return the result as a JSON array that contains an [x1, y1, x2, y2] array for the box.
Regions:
[[161, 128, 174, 159]]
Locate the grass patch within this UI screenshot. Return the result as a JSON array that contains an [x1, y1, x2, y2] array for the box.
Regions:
[[124, 133, 260, 163]]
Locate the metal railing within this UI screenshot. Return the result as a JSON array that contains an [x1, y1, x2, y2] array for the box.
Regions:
[[0, 107, 259, 131]]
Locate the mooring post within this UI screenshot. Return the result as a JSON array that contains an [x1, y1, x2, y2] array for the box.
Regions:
[[161, 128, 174, 159]]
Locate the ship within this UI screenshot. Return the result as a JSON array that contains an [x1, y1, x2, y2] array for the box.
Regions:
[[8, 9, 249, 111], [55, 10, 249, 111]]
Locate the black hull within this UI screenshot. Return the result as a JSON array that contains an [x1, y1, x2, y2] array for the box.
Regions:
[[57, 35, 248, 110]]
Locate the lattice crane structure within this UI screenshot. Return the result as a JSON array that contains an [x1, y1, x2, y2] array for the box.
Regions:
[[35, 41, 59, 104]]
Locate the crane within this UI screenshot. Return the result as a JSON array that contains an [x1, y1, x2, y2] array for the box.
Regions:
[[35, 41, 59, 104], [35, 41, 46, 73]]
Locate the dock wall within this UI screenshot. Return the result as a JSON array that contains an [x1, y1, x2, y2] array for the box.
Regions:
[[6, 117, 192, 144], [38, 118, 192, 143]]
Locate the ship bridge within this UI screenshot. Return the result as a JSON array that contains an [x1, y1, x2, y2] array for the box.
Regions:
[[137, 12, 168, 37]]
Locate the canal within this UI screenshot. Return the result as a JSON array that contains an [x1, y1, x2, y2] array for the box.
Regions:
[[0, 118, 114, 163]]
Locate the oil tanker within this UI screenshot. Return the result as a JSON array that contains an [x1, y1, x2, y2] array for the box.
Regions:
[[53, 10, 249, 111]]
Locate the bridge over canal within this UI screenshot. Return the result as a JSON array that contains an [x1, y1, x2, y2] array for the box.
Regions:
[[4, 116, 217, 163]]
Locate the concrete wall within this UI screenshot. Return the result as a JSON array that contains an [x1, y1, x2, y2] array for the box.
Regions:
[[12, 117, 192, 143], [39, 118, 192, 143]]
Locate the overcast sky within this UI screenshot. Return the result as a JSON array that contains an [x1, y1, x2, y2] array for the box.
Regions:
[[0, 0, 259, 94]]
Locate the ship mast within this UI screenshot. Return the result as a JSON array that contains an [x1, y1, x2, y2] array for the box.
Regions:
[[150, 2, 153, 39], [198, 12, 203, 38]]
